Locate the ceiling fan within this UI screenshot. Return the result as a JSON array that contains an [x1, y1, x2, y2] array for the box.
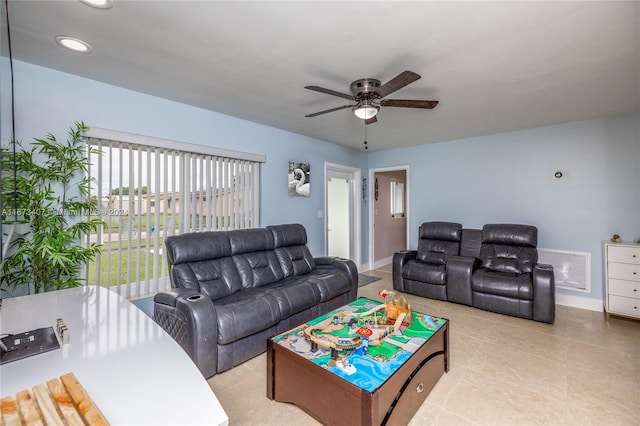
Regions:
[[304, 70, 438, 124]]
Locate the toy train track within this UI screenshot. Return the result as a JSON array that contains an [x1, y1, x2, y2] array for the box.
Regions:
[[303, 298, 411, 351]]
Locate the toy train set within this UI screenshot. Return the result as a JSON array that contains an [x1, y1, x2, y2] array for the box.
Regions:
[[273, 292, 446, 389], [303, 290, 413, 352]]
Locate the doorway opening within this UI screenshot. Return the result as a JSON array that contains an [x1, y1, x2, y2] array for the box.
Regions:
[[325, 163, 361, 268], [369, 167, 409, 270]]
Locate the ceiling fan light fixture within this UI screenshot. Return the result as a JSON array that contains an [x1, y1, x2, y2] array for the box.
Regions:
[[55, 36, 92, 53], [79, 0, 113, 9], [353, 104, 379, 120]]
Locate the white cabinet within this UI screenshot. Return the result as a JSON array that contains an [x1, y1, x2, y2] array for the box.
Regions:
[[603, 242, 640, 320]]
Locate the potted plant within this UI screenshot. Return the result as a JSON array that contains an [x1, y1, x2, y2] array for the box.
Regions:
[[1, 122, 103, 295]]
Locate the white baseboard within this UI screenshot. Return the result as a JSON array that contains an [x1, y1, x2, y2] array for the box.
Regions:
[[555, 293, 603, 312], [374, 256, 393, 269]]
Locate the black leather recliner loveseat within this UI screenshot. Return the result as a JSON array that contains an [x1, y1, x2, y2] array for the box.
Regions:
[[153, 223, 358, 378], [393, 222, 555, 324]]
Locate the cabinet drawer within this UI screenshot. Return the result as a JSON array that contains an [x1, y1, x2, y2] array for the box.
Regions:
[[607, 245, 640, 264], [608, 295, 640, 317], [608, 262, 640, 281], [609, 278, 640, 298]]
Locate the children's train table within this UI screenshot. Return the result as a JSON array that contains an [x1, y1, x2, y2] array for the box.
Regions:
[[267, 296, 449, 425]]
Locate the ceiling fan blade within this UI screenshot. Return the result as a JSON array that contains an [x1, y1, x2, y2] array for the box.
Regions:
[[381, 99, 439, 109], [374, 71, 421, 99], [305, 104, 355, 118], [365, 116, 377, 125], [304, 86, 355, 101]]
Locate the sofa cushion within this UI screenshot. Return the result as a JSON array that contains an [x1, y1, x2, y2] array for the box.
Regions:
[[232, 250, 284, 288], [228, 228, 275, 254], [482, 224, 538, 247], [416, 222, 462, 264], [269, 224, 317, 277], [471, 269, 533, 300], [460, 228, 482, 258], [264, 276, 322, 319], [174, 257, 243, 300], [479, 244, 537, 275], [402, 259, 447, 285], [418, 221, 462, 241], [166, 231, 231, 264], [307, 269, 353, 302], [269, 223, 308, 247], [416, 240, 459, 265], [274, 246, 316, 277], [214, 289, 282, 345]]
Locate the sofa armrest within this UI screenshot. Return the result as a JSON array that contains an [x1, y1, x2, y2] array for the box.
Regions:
[[446, 255, 475, 306], [532, 263, 555, 324], [154, 289, 219, 378], [315, 256, 358, 297], [392, 250, 417, 292]]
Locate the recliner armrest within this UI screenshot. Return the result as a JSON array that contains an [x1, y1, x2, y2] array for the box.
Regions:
[[315, 256, 358, 297], [153, 288, 200, 307], [392, 250, 417, 292], [446, 255, 476, 306], [154, 290, 219, 378], [532, 263, 555, 324]]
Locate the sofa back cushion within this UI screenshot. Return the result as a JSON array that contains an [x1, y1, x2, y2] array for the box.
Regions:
[[479, 224, 538, 274], [229, 228, 285, 288], [460, 228, 483, 258], [416, 222, 462, 265], [268, 224, 316, 277], [165, 231, 243, 300]]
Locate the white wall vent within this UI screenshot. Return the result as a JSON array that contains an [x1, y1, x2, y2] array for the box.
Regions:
[[538, 248, 591, 292]]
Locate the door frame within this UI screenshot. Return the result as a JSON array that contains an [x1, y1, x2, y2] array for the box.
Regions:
[[324, 162, 361, 268], [368, 166, 410, 271]]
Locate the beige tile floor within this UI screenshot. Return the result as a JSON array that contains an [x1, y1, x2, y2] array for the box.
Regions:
[[208, 267, 640, 425]]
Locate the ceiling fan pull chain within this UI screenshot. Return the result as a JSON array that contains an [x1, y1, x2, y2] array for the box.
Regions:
[[364, 121, 368, 150]]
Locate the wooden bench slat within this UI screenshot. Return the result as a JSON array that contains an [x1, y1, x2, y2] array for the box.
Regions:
[[46, 378, 85, 426], [31, 385, 64, 426], [1, 396, 22, 426], [15, 390, 44, 426], [60, 373, 109, 426]]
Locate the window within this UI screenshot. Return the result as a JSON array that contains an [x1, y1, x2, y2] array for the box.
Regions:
[[84, 128, 264, 299], [390, 181, 404, 218]]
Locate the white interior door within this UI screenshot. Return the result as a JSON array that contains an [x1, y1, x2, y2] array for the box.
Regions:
[[325, 163, 361, 265], [327, 174, 351, 259]]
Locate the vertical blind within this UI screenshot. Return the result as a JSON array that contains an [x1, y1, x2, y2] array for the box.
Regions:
[[85, 129, 263, 300]]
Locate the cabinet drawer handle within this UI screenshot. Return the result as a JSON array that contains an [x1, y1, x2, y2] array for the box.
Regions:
[[416, 383, 424, 393]]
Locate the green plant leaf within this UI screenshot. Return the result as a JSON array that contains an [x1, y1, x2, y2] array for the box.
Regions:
[[1, 122, 103, 294]]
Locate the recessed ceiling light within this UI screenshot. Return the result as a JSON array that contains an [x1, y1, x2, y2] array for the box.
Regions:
[[79, 0, 113, 9], [55, 36, 93, 53]]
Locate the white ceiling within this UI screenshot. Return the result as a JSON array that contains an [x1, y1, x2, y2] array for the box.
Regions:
[[3, 1, 639, 152]]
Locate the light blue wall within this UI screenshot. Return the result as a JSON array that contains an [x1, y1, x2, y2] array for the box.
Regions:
[[7, 61, 640, 304], [10, 61, 368, 258], [369, 112, 640, 302]]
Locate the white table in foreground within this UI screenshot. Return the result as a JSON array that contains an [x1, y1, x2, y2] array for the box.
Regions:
[[0, 286, 228, 426]]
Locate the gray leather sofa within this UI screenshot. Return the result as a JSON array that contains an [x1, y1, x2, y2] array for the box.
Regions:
[[153, 224, 358, 377], [394, 222, 555, 323]]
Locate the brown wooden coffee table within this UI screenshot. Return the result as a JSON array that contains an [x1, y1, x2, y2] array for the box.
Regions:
[[267, 297, 449, 425]]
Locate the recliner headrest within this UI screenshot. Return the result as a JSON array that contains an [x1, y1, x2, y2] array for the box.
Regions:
[[268, 223, 308, 248], [482, 224, 538, 247], [165, 231, 232, 265], [228, 228, 274, 254], [419, 221, 462, 242]]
